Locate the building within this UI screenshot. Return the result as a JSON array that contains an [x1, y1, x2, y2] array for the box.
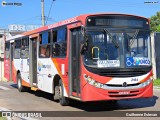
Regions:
[[0, 28, 23, 81], [0, 29, 6, 81]]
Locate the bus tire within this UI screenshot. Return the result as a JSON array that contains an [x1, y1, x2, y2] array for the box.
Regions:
[[17, 73, 26, 92], [59, 80, 69, 106]]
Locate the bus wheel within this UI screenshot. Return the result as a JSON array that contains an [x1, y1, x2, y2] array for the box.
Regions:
[[59, 80, 69, 106], [17, 73, 26, 92]]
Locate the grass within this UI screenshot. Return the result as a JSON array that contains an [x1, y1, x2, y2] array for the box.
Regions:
[[0, 117, 7, 120], [153, 79, 160, 87]]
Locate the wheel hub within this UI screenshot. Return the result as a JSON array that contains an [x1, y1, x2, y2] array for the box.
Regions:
[[59, 86, 62, 99]]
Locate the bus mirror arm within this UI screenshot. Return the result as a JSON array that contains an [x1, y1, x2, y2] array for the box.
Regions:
[[80, 43, 87, 55], [80, 34, 88, 55], [80, 26, 87, 44]]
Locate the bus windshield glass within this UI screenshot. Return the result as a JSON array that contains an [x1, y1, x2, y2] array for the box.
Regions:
[[83, 29, 151, 68]]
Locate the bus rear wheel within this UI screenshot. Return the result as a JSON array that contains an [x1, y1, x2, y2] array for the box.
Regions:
[[17, 73, 27, 92], [59, 80, 69, 106]]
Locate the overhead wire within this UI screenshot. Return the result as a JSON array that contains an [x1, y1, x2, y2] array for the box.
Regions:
[[45, 0, 55, 25]]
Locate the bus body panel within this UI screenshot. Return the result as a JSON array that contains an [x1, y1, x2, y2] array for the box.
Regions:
[[20, 59, 30, 85], [51, 58, 69, 96], [37, 58, 58, 93], [4, 58, 10, 80], [12, 57, 69, 96], [12, 61, 17, 83], [13, 59, 21, 82]]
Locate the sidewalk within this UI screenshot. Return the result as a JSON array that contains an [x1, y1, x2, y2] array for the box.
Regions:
[[153, 86, 160, 89], [0, 80, 17, 90]]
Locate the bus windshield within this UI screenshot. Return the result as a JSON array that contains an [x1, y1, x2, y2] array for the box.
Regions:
[[83, 28, 151, 68]]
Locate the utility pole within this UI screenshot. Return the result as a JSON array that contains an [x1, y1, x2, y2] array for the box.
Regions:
[[41, 0, 45, 26]]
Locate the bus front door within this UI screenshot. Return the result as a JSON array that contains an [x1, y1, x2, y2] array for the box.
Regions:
[[69, 28, 81, 98]]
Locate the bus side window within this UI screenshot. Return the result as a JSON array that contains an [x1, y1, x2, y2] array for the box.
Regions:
[[5, 42, 10, 59], [52, 30, 58, 57], [21, 37, 29, 58], [39, 31, 51, 58], [52, 31, 57, 43], [53, 43, 60, 56], [14, 39, 21, 59], [52, 28, 67, 57]]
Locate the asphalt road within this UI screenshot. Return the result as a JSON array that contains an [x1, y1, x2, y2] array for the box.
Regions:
[[0, 81, 160, 120]]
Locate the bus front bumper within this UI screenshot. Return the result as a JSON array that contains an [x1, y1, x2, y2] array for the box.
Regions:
[[81, 82, 153, 102]]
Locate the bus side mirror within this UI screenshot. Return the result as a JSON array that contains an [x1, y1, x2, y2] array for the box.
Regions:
[[80, 35, 88, 55], [80, 43, 87, 55]]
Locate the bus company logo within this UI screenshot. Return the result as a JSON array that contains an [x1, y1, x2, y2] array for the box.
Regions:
[[133, 58, 140, 65], [133, 57, 150, 65], [38, 61, 51, 71], [1, 1, 22, 7], [38, 61, 43, 71], [122, 82, 127, 87]]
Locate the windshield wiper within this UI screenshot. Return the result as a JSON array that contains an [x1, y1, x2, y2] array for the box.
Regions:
[[104, 28, 119, 48], [129, 29, 139, 47]]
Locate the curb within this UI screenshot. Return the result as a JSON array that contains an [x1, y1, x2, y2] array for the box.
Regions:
[[153, 86, 160, 89], [1, 77, 8, 82]]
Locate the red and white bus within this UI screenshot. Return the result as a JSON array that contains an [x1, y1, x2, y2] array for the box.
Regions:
[[4, 13, 153, 105]]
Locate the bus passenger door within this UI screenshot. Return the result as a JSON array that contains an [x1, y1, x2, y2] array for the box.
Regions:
[[69, 28, 81, 97], [10, 42, 14, 81], [29, 37, 38, 87]]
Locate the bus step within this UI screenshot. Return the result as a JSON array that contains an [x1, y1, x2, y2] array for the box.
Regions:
[[31, 87, 38, 91], [33, 83, 37, 86], [70, 96, 81, 101]]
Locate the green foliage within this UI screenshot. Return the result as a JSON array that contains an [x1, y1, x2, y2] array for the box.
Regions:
[[0, 117, 7, 120], [150, 11, 160, 32], [153, 79, 160, 86]]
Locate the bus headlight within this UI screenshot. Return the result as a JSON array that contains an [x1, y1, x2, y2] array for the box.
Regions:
[[140, 78, 152, 88], [84, 74, 104, 88]]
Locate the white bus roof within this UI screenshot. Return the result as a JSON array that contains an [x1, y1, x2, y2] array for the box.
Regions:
[[6, 34, 24, 41]]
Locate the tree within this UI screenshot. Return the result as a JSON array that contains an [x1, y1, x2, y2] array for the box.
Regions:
[[150, 11, 160, 32]]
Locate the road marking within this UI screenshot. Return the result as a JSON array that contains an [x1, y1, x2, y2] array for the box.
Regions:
[[0, 86, 10, 90]]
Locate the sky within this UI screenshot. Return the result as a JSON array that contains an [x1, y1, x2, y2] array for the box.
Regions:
[[0, 0, 159, 29]]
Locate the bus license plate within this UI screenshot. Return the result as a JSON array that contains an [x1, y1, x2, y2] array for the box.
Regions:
[[119, 91, 130, 95]]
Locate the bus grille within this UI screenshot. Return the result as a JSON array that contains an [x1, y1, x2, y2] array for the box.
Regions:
[[98, 70, 148, 77], [108, 90, 139, 98], [84, 66, 152, 77], [106, 83, 140, 87], [109, 94, 137, 97]]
